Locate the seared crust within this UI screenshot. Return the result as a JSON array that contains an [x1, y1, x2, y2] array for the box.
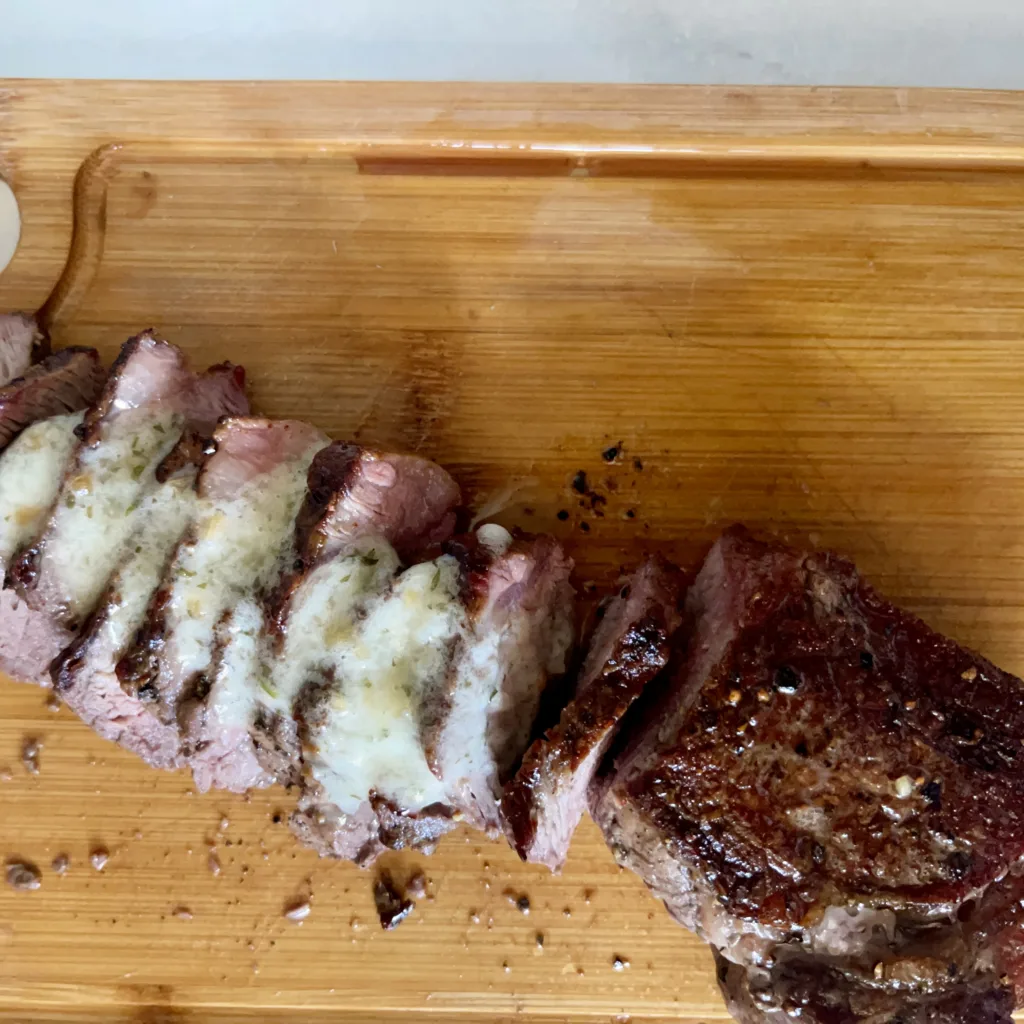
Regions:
[[0, 347, 105, 451], [501, 556, 683, 872]]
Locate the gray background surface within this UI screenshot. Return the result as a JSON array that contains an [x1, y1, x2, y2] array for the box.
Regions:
[[0, 0, 1022, 87]]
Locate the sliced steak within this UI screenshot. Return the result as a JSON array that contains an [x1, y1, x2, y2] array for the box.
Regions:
[[1, 334, 246, 684], [248, 442, 462, 791], [592, 526, 1024, 1020], [293, 549, 467, 860], [116, 418, 327, 788], [0, 313, 45, 386], [426, 526, 576, 835], [284, 440, 461, 568], [0, 413, 84, 576], [501, 556, 682, 871], [0, 348, 105, 451]]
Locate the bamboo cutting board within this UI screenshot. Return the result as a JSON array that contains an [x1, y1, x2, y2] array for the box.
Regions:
[[3, 81, 1024, 1023]]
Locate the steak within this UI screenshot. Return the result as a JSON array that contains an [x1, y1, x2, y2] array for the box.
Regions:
[[592, 526, 1024, 1022], [291, 526, 574, 864], [117, 417, 326, 780], [0, 313, 45, 386], [0, 347, 105, 451], [1, 334, 246, 685], [247, 441, 462, 794], [422, 527, 576, 832], [0, 413, 84, 577], [501, 556, 683, 871], [51, 442, 205, 768]]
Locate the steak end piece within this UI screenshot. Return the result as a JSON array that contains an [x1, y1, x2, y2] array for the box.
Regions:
[[425, 526, 577, 835], [592, 525, 1024, 1022], [0, 347, 105, 452], [500, 555, 684, 872]]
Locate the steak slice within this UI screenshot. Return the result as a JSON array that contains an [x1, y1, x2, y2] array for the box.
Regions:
[[0, 412, 84, 576], [501, 556, 682, 872], [51, 448, 203, 768], [0, 313, 45, 386], [244, 442, 461, 793], [592, 526, 1024, 1020], [292, 548, 467, 861], [117, 418, 328, 786], [424, 526, 576, 835], [1, 334, 247, 685], [0, 348, 105, 451]]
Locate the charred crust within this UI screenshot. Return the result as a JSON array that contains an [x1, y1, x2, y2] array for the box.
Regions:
[[155, 429, 209, 483]]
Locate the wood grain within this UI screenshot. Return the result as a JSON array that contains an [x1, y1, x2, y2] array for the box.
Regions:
[[2, 81, 1024, 1022]]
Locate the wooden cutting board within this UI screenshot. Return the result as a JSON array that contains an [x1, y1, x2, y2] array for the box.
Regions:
[[3, 81, 1024, 1023]]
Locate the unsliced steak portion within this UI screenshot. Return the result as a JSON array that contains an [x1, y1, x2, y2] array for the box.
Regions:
[[592, 526, 1024, 1022], [0, 313, 45, 386], [501, 556, 682, 871], [424, 526, 576, 834], [117, 418, 327, 785], [0, 348, 105, 451], [247, 442, 461, 793], [1, 334, 247, 685]]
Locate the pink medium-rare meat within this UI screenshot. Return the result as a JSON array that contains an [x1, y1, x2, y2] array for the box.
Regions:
[[501, 556, 683, 872], [117, 418, 326, 781], [237, 441, 463, 795], [0, 348, 106, 451], [287, 441, 461, 567], [0, 335, 247, 687], [591, 526, 1024, 1022], [425, 526, 576, 834], [0, 313, 46, 386], [290, 527, 573, 864], [268, 440, 462, 643]]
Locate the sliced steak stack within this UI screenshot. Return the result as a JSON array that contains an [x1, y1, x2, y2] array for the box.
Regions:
[[112, 417, 326, 776], [591, 527, 1024, 1024], [501, 555, 684, 871], [250, 439, 463, 796], [0, 332, 248, 687], [291, 523, 575, 866]]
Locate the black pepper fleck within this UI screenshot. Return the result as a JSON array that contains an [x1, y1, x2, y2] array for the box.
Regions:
[[556, 510, 569, 521], [602, 444, 621, 463], [774, 665, 800, 694], [922, 780, 942, 809], [571, 471, 588, 494]]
